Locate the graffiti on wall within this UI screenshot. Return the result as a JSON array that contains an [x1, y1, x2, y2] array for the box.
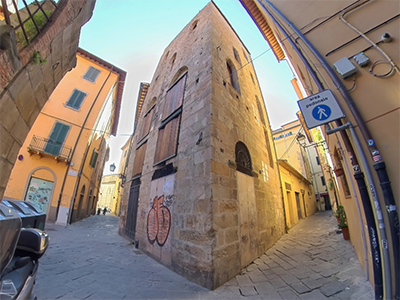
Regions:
[[147, 195, 172, 246]]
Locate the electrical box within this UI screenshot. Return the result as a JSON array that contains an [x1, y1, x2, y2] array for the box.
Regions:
[[333, 57, 357, 79], [353, 52, 370, 67]]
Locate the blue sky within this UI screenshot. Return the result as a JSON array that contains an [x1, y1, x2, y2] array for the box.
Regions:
[[79, 0, 300, 174]]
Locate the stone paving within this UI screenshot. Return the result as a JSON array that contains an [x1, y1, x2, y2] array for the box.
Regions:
[[34, 211, 374, 299]]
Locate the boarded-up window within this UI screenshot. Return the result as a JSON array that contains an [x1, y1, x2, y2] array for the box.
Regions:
[[132, 142, 147, 177], [264, 129, 274, 169], [227, 60, 240, 94], [139, 107, 155, 141], [256, 97, 266, 127], [154, 115, 181, 164], [162, 74, 186, 119]]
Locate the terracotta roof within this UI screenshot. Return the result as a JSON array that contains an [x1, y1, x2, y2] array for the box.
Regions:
[[133, 82, 150, 133], [239, 0, 285, 61], [77, 48, 127, 136]]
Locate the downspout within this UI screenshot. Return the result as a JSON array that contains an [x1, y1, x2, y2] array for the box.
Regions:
[[337, 140, 369, 281], [67, 78, 118, 224], [254, 1, 387, 298], [56, 70, 112, 222]]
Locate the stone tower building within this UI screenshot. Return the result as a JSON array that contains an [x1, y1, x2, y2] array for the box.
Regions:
[[119, 2, 284, 289]]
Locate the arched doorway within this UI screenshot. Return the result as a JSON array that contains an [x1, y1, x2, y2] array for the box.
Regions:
[[86, 188, 93, 217], [235, 141, 258, 268], [24, 168, 56, 217]]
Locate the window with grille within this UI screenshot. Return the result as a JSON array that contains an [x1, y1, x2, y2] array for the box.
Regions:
[[83, 66, 101, 83], [235, 142, 252, 176], [154, 73, 187, 165], [66, 89, 87, 110]]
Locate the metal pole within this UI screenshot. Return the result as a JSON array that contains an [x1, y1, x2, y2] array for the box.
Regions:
[[337, 140, 368, 281], [327, 122, 391, 299]]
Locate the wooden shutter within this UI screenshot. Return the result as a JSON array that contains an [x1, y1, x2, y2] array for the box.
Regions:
[[44, 122, 70, 155], [162, 74, 186, 120], [83, 66, 101, 83], [139, 107, 155, 141], [132, 142, 147, 177], [89, 149, 98, 168], [154, 115, 181, 164], [66, 89, 87, 109]]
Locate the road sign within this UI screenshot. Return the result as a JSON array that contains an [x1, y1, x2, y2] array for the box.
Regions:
[[297, 90, 345, 129]]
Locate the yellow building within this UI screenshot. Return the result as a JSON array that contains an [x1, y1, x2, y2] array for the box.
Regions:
[[4, 48, 126, 225], [272, 120, 318, 228], [241, 0, 399, 297]]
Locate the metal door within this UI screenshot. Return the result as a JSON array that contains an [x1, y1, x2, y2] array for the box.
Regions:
[[125, 178, 140, 241]]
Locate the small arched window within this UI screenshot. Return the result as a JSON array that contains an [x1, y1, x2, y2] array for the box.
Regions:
[[226, 60, 240, 94], [235, 142, 252, 176], [170, 53, 177, 70], [192, 19, 199, 30]]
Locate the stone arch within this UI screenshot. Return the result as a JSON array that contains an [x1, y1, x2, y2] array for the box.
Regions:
[[149, 96, 157, 109], [235, 141, 252, 176], [170, 66, 188, 87], [23, 167, 56, 216], [85, 188, 93, 217]]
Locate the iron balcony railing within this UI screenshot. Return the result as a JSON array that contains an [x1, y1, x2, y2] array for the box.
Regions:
[[27, 135, 72, 162], [1, 0, 58, 49]]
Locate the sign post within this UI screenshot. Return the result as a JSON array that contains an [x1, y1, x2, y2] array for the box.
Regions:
[[297, 90, 345, 129]]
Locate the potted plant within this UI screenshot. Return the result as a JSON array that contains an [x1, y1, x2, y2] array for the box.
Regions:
[[333, 166, 344, 177], [335, 205, 350, 240]]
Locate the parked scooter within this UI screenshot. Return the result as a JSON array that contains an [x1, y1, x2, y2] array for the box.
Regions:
[[0, 202, 49, 300]]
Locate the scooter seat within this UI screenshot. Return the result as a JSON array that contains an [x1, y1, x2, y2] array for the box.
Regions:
[[0, 257, 34, 297]]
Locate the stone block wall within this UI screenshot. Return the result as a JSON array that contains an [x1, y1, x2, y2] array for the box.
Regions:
[[119, 2, 285, 290], [0, 0, 95, 199]]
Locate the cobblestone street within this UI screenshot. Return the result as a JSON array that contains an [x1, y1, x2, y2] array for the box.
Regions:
[[35, 211, 374, 299]]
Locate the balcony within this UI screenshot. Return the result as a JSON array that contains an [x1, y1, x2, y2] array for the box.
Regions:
[[27, 135, 72, 163]]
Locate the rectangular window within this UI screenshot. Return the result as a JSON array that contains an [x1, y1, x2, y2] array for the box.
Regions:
[[83, 66, 101, 83], [132, 142, 147, 177], [89, 149, 98, 168], [44, 122, 70, 156], [321, 176, 326, 186], [66, 89, 87, 110], [316, 156, 320, 165]]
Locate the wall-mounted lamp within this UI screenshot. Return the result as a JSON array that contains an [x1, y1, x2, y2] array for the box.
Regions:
[[110, 163, 116, 173]]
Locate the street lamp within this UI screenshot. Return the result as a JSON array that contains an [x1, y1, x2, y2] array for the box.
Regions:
[[110, 163, 116, 173]]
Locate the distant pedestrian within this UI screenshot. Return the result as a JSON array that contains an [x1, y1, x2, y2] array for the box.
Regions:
[[102, 207, 107, 215], [97, 208, 101, 215]]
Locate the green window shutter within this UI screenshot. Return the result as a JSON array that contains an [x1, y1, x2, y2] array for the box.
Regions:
[[66, 89, 87, 109], [83, 66, 101, 83], [89, 149, 99, 168], [44, 122, 70, 156]]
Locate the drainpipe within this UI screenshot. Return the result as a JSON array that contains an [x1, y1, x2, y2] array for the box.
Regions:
[[253, 0, 390, 299], [337, 140, 369, 281], [327, 122, 390, 299], [56, 71, 112, 223]]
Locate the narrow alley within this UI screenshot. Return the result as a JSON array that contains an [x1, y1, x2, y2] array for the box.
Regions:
[[34, 211, 373, 300]]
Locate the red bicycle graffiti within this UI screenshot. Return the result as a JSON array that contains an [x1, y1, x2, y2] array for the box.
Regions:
[[147, 195, 171, 246]]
